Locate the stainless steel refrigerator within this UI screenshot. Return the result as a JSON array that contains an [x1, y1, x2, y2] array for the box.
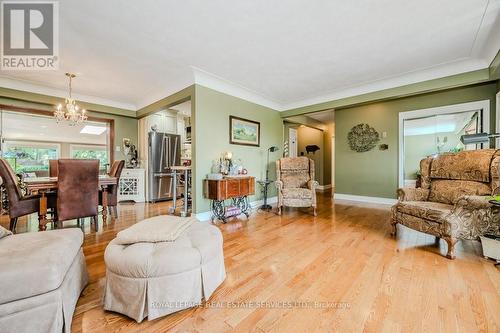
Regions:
[[148, 132, 181, 202]]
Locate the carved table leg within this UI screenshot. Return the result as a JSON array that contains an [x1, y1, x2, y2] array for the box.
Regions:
[[211, 200, 226, 223], [38, 192, 48, 231]]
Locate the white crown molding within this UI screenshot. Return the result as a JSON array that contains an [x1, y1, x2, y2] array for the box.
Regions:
[[195, 196, 277, 221], [281, 57, 489, 111], [470, 0, 500, 63], [334, 193, 397, 205], [192, 66, 283, 111], [0, 76, 137, 111]]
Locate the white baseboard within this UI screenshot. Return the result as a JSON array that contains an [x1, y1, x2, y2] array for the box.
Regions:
[[196, 196, 278, 221], [334, 193, 397, 205], [316, 184, 332, 191]]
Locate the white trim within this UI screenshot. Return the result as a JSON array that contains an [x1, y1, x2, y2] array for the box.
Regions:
[[316, 184, 332, 191], [398, 100, 490, 188], [0, 77, 137, 111], [281, 58, 488, 111], [404, 179, 417, 187], [334, 193, 396, 205], [496, 92, 500, 148], [195, 196, 278, 221], [191, 66, 283, 111], [0, 58, 494, 114]]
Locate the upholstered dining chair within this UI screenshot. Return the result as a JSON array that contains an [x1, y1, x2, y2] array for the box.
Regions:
[[0, 159, 41, 231], [56, 159, 100, 231], [99, 160, 124, 218], [275, 156, 319, 216], [48, 159, 58, 177]]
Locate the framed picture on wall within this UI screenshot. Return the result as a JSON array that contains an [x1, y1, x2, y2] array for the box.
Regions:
[[229, 116, 260, 147]]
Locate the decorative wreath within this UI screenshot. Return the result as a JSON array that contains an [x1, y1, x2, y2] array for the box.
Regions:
[[347, 123, 380, 152]]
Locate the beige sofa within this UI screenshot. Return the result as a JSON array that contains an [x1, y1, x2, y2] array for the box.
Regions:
[[276, 157, 319, 216], [0, 228, 88, 333], [391, 149, 500, 259]]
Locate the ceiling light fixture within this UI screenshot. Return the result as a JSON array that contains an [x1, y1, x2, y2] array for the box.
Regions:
[[54, 73, 88, 126]]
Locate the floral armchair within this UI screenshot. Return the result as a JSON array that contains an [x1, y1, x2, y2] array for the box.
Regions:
[[275, 157, 319, 216], [391, 149, 500, 259]]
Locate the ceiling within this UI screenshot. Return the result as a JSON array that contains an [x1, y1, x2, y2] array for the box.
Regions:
[[308, 110, 335, 124], [0, 0, 498, 112], [2, 111, 108, 144], [403, 111, 478, 136]]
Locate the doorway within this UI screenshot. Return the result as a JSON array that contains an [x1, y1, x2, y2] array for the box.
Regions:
[[283, 110, 335, 191], [398, 100, 490, 187]]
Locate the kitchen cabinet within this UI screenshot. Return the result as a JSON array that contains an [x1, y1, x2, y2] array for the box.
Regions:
[[144, 111, 177, 134], [118, 168, 145, 202]]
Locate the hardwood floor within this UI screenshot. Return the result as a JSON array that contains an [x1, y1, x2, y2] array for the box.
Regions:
[[2, 193, 499, 332]]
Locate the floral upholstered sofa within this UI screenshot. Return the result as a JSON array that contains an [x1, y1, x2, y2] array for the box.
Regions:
[[391, 149, 500, 259], [276, 157, 319, 216]]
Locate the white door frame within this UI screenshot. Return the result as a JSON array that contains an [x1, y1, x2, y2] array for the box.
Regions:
[[496, 92, 500, 147], [289, 127, 298, 157], [398, 100, 490, 188], [331, 135, 335, 195]]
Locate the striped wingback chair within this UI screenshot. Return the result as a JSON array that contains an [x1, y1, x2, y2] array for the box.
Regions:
[[391, 149, 500, 259]]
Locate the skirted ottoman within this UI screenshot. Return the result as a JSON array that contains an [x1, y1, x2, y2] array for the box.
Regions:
[[103, 216, 225, 322]]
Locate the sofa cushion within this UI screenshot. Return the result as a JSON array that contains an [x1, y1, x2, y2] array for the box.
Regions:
[[428, 179, 491, 205], [0, 228, 84, 304], [430, 149, 499, 183], [282, 188, 313, 200], [396, 201, 453, 222]]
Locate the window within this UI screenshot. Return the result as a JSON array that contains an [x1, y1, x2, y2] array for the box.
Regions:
[[3, 141, 60, 174], [70, 144, 109, 171]]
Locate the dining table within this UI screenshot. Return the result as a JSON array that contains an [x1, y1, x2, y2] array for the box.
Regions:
[[24, 175, 118, 231]]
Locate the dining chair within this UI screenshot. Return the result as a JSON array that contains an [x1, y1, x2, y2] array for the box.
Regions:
[[49, 159, 58, 177], [99, 160, 125, 218], [57, 159, 100, 231], [0, 159, 41, 231]]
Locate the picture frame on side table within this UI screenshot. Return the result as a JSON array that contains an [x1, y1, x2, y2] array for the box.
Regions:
[[229, 116, 260, 147]]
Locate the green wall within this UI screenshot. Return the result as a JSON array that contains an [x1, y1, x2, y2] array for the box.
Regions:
[[0, 97, 137, 161], [335, 82, 498, 198], [194, 85, 283, 213]]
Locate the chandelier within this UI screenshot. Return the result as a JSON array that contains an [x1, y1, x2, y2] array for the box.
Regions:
[[54, 73, 88, 125]]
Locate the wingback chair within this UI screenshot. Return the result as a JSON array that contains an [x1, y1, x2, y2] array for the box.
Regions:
[[391, 149, 500, 259], [276, 157, 319, 216]]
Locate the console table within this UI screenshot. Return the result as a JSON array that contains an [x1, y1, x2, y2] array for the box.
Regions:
[[203, 176, 255, 223]]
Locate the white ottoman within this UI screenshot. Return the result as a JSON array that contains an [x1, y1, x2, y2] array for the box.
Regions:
[[103, 218, 225, 322]]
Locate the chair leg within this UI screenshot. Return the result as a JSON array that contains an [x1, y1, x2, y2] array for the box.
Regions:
[[390, 220, 398, 237], [312, 207, 317, 216], [92, 216, 99, 232], [9, 217, 18, 232], [112, 206, 118, 218], [277, 206, 282, 215], [444, 237, 458, 259]]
